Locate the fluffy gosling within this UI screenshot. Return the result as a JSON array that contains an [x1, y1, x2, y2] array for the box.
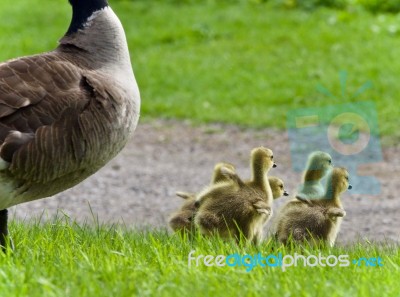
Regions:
[[297, 151, 333, 200], [274, 167, 351, 246], [195, 147, 277, 244], [168, 162, 236, 235], [220, 167, 288, 199]]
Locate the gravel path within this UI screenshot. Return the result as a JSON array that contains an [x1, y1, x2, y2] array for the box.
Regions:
[[10, 120, 400, 244]]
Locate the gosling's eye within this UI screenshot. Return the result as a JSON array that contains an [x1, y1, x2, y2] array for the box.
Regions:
[[271, 156, 274, 160], [328, 159, 332, 164], [280, 185, 283, 189], [345, 176, 349, 181]]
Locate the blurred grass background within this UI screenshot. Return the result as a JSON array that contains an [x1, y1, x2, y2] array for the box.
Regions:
[[0, 0, 399, 141]]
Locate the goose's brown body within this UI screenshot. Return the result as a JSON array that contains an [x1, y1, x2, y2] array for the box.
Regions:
[[0, 51, 137, 209], [0, 4, 139, 210]]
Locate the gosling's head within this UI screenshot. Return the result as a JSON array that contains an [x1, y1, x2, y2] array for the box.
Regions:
[[305, 151, 333, 181], [326, 167, 352, 197], [212, 162, 236, 183], [251, 147, 276, 171], [175, 192, 197, 213], [269, 176, 289, 199], [169, 211, 194, 234]]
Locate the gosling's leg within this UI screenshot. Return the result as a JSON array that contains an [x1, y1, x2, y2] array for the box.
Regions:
[[0, 209, 13, 251]]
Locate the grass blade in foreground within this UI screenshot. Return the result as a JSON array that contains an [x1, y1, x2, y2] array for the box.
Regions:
[[0, 218, 397, 296]]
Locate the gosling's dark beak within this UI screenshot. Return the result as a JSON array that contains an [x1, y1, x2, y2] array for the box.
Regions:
[[283, 191, 289, 196], [348, 184, 352, 190], [273, 163, 277, 168]]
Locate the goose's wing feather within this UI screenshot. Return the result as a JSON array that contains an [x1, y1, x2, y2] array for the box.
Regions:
[[0, 54, 115, 184], [0, 55, 86, 130]]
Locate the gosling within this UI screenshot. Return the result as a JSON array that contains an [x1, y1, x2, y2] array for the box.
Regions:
[[195, 147, 277, 244], [297, 151, 333, 200], [168, 192, 197, 236], [219, 166, 288, 199], [274, 167, 352, 247], [169, 162, 288, 236], [168, 162, 236, 235]]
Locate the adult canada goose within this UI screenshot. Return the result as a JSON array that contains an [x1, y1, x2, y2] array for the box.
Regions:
[[296, 151, 333, 200], [195, 147, 277, 244], [0, 0, 140, 248], [274, 167, 352, 246]]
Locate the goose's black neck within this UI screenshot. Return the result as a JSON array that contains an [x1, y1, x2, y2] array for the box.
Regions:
[[66, 0, 109, 35]]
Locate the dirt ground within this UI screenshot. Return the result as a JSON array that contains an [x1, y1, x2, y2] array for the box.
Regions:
[[10, 120, 400, 244]]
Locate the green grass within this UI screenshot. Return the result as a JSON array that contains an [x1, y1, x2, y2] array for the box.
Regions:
[[0, 0, 399, 140], [0, 2, 398, 293], [0, 218, 398, 297]]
